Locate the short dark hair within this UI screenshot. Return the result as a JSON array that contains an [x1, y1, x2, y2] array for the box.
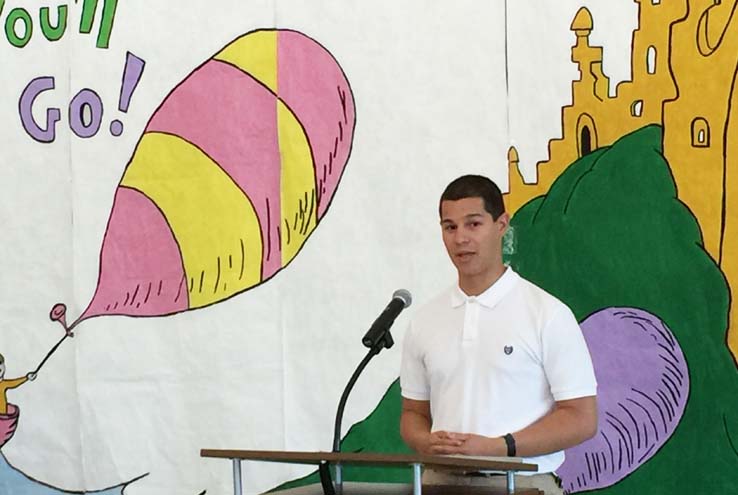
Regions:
[[439, 175, 505, 219]]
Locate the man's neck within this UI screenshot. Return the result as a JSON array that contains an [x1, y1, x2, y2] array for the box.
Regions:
[[458, 263, 507, 296]]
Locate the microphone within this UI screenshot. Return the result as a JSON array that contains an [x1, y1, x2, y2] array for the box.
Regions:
[[362, 289, 412, 350]]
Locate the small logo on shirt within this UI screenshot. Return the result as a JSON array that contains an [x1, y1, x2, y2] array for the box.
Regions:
[[504, 345, 514, 355]]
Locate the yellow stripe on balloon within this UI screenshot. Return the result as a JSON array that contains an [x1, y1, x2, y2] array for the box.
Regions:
[[278, 100, 317, 265], [120, 132, 263, 309], [214, 30, 278, 94]]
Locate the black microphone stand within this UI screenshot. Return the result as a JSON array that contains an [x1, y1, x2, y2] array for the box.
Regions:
[[318, 329, 394, 495]]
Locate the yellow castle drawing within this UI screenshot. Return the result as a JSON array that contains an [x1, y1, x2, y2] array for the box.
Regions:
[[505, 0, 738, 359]]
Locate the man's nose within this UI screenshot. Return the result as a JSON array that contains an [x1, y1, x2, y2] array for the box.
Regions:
[[454, 228, 470, 244]]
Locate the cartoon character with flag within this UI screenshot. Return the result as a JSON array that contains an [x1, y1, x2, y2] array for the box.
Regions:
[[0, 353, 37, 449]]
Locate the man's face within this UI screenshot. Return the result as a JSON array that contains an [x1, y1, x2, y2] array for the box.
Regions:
[[440, 197, 508, 279]]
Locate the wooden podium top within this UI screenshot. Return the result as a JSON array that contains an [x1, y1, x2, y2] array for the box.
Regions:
[[200, 449, 538, 472]]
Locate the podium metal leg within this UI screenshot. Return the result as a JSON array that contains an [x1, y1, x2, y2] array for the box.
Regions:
[[506, 471, 515, 494], [412, 463, 422, 495], [232, 458, 243, 495], [335, 463, 343, 495]]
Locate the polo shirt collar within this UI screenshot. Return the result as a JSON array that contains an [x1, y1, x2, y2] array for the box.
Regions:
[[450, 266, 519, 309]]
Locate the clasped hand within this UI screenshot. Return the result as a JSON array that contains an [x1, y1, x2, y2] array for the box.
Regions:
[[422, 430, 504, 456]]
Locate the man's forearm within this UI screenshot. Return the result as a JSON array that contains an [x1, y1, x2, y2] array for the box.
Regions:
[[400, 410, 432, 453], [512, 397, 597, 457], [447, 399, 597, 457]]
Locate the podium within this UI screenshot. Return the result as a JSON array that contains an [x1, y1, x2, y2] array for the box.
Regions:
[[200, 449, 540, 495]]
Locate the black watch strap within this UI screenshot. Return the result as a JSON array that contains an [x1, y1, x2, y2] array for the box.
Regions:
[[503, 433, 516, 457]]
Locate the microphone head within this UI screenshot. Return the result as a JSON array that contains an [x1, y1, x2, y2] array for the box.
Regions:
[[392, 289, 412, 308]]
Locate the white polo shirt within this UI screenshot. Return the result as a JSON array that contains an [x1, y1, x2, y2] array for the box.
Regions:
[[400, 267, 597, 474]]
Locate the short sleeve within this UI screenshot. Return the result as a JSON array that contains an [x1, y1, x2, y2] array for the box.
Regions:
[[541, 306, 598, 401], [400, 320, 430, 401]]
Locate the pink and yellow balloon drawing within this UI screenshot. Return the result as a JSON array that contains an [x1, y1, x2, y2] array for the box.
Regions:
[[53, 29, 356, 332]]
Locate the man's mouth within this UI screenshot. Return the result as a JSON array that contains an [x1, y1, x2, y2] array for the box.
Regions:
[[456, 252, 475, 261]]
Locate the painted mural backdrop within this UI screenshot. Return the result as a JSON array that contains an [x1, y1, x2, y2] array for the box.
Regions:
[[0, 1, 736, 494]]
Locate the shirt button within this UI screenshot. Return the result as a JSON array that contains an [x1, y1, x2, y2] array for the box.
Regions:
[[468, 297, 477, 304]]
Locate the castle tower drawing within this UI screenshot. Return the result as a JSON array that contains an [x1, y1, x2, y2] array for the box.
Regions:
[[664, 0, 738, 359], [505, 0, 738, 359]]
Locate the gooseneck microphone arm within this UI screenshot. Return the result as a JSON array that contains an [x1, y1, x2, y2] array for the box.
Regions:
[[319, 289, 412, 495], [332, 345, 386, 453]]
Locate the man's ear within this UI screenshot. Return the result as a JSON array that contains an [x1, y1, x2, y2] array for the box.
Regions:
[[497, 212, 510, 233]]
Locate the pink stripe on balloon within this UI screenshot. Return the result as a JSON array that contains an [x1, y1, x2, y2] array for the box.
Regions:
[[277, 30, 356, 219], [145, 60, 282, 279], [81, 187, 189, 319]]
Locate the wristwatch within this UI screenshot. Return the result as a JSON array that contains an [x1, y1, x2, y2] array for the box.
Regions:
[[503, 433, 516, 457]]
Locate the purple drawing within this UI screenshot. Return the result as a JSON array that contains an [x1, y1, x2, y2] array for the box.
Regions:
[[558, 307, 689, 493]]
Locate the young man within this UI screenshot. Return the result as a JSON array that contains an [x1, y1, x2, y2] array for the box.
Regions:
[[400, 175, 597, 493], [0, 353, 36, 415]]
